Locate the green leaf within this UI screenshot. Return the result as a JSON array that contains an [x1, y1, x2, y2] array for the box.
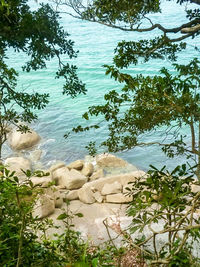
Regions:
[[74, 262, 90, 267], [57, 213, 68, 220], [92, 258, 99, 267], [75, 212, 84, 218], [13, 176, 19, 183]]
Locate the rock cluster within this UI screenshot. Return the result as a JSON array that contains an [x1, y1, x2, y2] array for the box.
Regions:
[[3, 126, 200, 246], [3, 126, 146, 219]]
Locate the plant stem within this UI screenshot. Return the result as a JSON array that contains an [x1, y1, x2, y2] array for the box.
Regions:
[[196, 120, 200, 180], [16, 213, 25, 267], [16, 190, 25, 267]]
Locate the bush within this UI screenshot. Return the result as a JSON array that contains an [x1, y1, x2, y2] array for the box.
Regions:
[[0, 165, 119, 266], [126, 164, 200, 266]]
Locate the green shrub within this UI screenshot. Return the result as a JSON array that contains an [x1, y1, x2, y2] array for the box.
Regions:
[[126, 164, 200, 266], [0, 166, 120, 266]]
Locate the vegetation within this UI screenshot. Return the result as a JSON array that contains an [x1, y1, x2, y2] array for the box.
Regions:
[[1, 1, 200, 266], [126, 164, 200, 266], [0, 165, 126, 266], [0, 164, 200, 266], [0, 0, 86, 159]]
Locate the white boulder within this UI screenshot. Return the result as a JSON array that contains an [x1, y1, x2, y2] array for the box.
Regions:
[[82, 162, 94, 177], [106, 193, 132, 203], [65, 190, 79, 200], [45, 187, 64, 208], [49, 162, 66, 173], [78, 186, 95, 204], [5, 156, 31, 179], [8, 128, 40, 150], [54, 190, 64, 208], [32, 194, 55, 219], [191, 184, 200, 193], [96, 153, 128, 168], [52, 167, 87, 190], [93, 191, 104, 203], [30, 176, 52, 187], [101, 181, 122, 195], [81, 171, 144, 193], [90, 168, 104, 181], [68, 160, 84, 170]]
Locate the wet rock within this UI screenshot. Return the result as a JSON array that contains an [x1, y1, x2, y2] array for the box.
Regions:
[[8, 128, 40, 150], [96, 153, 128, 168]]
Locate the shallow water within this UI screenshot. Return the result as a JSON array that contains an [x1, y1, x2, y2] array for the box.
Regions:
[[3, 0, 200, 171]]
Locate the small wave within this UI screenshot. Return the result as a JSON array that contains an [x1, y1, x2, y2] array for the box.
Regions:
[[38, 138, 55, 149]]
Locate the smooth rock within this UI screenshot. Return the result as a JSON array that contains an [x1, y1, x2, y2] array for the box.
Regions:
[[79, 171, 145, 194], [65, 190, 79, 200], [30, 176, 52, 187], [5, 156, 31, 179], [106, 193, 132, 203], [101, 181, 122, 195], [191, 184, 200, 193], [93, 191, 104, 203], [48, 201, 129, 245], [90, 168, 104, 181], [8, 128, 40, 150], [33, 194, 55, 219], [54, 190, 64, 208], [81, 162, 94, 177], [52, 166, 68, 187], [96, 153, 128, 168], [49, 162, 66, 173], [68, 160, 84, 170], [45, 187, 64, 208], [78, 186, 95, 204], [52, 167, 87, 190]]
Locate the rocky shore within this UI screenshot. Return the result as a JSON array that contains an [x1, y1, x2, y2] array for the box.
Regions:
[[4, 127, 200, 246], [3, 127, 147, 244]]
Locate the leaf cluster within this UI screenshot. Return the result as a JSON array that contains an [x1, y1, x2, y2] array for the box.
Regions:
[[0, 165, 122, 266], [0, 0, 86, 157], [72, 58, 200, 159], [126, 164, 200, 266], [82, 0, 160, 25]]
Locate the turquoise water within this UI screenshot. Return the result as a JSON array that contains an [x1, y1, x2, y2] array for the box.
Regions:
[[3, 1, 200, 170]]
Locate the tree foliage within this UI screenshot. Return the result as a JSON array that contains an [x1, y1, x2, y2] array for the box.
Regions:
[[54, 0, 200, 63], [0, 0, 86, 158], [126, 164, 200, 266], [54, 0, 200, 173]]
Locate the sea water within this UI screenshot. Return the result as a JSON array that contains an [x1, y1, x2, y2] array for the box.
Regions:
[[3, 0, 200, 171]]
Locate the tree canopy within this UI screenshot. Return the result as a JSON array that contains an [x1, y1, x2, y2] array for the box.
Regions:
[[0, 0, 85, 158], [54, 0, 200, 63], [55, 0, 200, 175]]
